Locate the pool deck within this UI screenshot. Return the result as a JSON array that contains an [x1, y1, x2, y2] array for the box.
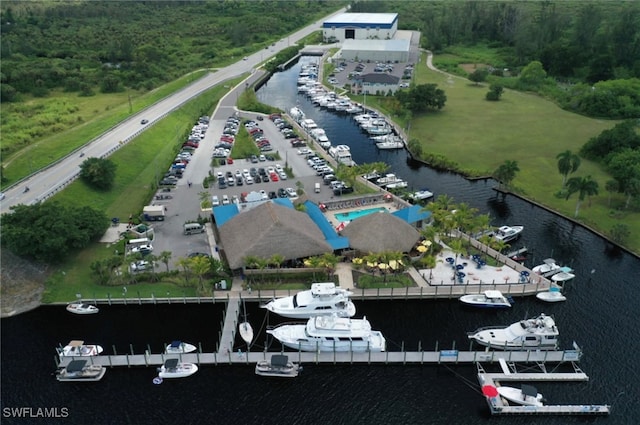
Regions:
[[322, 198, 400, 229]]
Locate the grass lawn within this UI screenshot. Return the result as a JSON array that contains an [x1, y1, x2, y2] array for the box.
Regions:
[[405, 53, 640, 253]]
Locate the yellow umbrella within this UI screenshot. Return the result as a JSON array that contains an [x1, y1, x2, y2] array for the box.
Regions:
[[389, 260, 398, 270], [378, 263, 389, 270], [352, 258, 363, 265], [303, 259, 312, 267], [416, 245, 428, 253], [367, 262, 378, 268], [422, 240, 433, 246]]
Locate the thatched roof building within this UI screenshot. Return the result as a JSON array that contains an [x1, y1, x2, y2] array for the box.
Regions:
[[340, 212, 420, 253], [218, 202, 332, 269]]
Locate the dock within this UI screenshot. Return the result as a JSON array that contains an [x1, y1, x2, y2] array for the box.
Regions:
[[477, 362, 610, 416]]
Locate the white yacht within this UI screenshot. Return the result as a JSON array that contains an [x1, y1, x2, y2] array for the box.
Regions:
[[532, 258, 562, 276], [408, 189, 434, 202], [157, 359, 198, 379], [255, 354, 300, 378], [376, 140, 405, 150], [267, 315, 386, 353], [497, 385, 544, 406], [262, 282, 356, 319], [300, 118, 318, 132], [165, 341, 197, 354], [289, 106, 305, 122], [459, 290, 513, 308], [467, 313, 559, 350], [493, 225, 524, 243], [56, 360, 106, 382], [376, 173, 405, 188], [66, 303, 99, 315], [58, 340, 103, 358], [536, 286, 567, 303]]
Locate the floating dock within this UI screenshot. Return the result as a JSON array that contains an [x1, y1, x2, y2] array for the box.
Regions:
[[477, 362, 610, 416]]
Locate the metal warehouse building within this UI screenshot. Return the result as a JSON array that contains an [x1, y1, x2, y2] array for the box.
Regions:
[[339, 39, 410, 63], [323, 13, 398, 42]]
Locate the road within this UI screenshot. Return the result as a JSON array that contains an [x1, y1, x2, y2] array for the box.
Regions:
[[0, 7, 347, 214]]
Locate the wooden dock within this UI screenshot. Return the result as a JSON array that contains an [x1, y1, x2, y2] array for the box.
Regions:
[[477, 363, 610, 416]]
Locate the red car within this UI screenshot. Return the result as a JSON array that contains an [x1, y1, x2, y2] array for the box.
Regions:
[[227, 158, 234, 164], [269, 172, 279, 182]]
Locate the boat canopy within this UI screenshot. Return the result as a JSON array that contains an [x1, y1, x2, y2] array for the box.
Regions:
[[484, 290, 504, 299], [164, 359, 179, 369], [169, 341, 182, 348], [521, 384, 538, 398], [311, 282, 336, 295], [68, 340, 85, 347], [271, 355, 289, 368], [66, 360, 88, 373]]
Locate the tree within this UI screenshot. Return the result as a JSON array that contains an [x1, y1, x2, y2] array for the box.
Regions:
[[493, 160, 520, 190], [1, 202, 107, 263], [319, 252, 340, 281], [565, 175, 599, 217], [485, 84, 504, 101], [605, 149, 640, 208], [158, 251, 172, 272], [518, 60, 547, 88], [79, 157, 117, 190], [395, 83, 447, 113], [610, 223, 630, 245], [604, 180, 619, 207], [190, 256, 212, 293], [556, 150, 581, 188], [468, 68, 488, 85]]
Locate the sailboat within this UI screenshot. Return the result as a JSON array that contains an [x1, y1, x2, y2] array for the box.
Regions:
[[239, 298, 254, 346]]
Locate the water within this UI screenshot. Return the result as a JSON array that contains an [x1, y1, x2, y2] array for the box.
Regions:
[[334, 206, 387, 221], [2, 57, 640, 425]]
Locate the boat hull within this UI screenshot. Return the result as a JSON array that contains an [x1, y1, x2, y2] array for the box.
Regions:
[[459, 293, 512, 309], [536, 292, 567, 302], [264, 300, 356, 319], [255, 361, 300, 378], [165, 342, 197, 354], [497, 386, 544, 406], [66, 303, 99, 314], [56, 365, 106, 382], [158, 363, 198, 379]]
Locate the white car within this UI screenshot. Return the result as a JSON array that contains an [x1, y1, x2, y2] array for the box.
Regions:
[[258, 155, 266, 162], [212, 195, 220, 206], [259, 190, 268, 200], [130, 244, 153, 253], [130, 260, 151, 272], [278, 171, 288, 180], [222, 195, 230, 205], [297, 148, 311, 155], [274, 164, 284, 173], [285, 187, 298, 199]]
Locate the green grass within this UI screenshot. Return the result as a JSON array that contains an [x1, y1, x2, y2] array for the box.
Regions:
[[409, 53, 639, 252]]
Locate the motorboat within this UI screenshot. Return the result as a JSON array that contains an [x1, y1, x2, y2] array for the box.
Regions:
[[385, 180, 408, 189], [56, 360, 106, 382], [262, 282, 356, 319], [375, 173, 404, 187], [497, 385, 544, 406], [165, 341, 197, 354], [376, 140, 405, 150], [408, 189, 434, 202], [267, 314, 385, 353], [536, 287, 567, 303], [289, 106, 305, 122], [493, 225, 524, 243], [551, 267, 575, 284], [459, 290, 513, 308], [467, 313, 559, 350], [66, 303, 99, 315], [157, 359, 198, 378], [255, 354, 300, 378], [532, 258, 561, 276], [58, 340, 103, 358]]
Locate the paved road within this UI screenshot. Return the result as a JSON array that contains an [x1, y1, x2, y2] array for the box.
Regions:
[[0, 7, 347, 214]]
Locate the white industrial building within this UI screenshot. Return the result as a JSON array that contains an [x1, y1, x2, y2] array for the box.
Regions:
[[323, 13, 398, 43], [339, 39, 410, 63]]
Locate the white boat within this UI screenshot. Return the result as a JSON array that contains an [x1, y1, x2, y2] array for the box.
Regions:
[[459, 290, 512, 308], [376, 140, 404, 150], [385, 180, 408, 189], [551, 267, 575, 283], [536, 287, 567, 303], [239, 322, 254, 345], [165, 341, 197, 354], [262, 282, 356, 319], [289, 106, 305, 122], [408, 189, 434, 202], [497, 385, 544, 406], [56, 360, 106, 382], [467, 313, 559, 350], [267, 315, 386, 353], [58, 340, 104, 358], [300, 118, 317, 131], [255, 354, 300, 378], [158, 359, 198, 379], [532, 258, 561, 275], [375, 173, 404, 187], [66, 303, 99, 315], [493, 225, 524, 243]]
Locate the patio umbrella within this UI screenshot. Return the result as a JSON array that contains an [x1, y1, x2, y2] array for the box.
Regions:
[[378, 263, 389, 270], [416, 245, 428, 253], [352, 258, 363, 265], [421, 240, 432, 246], [482, 385, 499, 398], [389, 260, 400, 270], [367, 262, 378, 268], [336, 222, 346, 232]]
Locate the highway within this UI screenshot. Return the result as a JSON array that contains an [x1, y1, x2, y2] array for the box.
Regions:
[[0, 8, 346, 214]]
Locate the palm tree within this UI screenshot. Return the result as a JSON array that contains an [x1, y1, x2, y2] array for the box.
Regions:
[[556, 150, 581, 188], [565, 175, 599, 217], [145, 253, 159, 282], [158, 251, 172, 272], [605, 180, 619, 207], [319, 252, 340, 281], [175, 257, 192, 286], [493, 160, 520, 190], [190, 256, 212, 293]]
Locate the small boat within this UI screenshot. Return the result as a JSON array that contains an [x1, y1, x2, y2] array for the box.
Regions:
[[165, 341, 197, 354], [375, 140, 404, 150], [467, 313, 559, 350], [536, 287, 567, 303], [532, 258, 561, 276], [66, 303, 99, 315], [375, 173, 404, 187], [56, 360, 106, 382], [459, 290, 513, 308], [157, 359, 198, 379], [493, 225, 524, 243], [255, 354, 301, 378], [267, 314, 385, 353], [58, 340, 103, 358], [497, 384, 544, 406], [408, 189, 434, 202], [262, 282, 356, 319], [551, 267, 575, 284]]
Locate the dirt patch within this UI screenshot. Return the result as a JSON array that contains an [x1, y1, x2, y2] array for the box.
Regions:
[[1, 249, 49, 318], [459, 63, 492, 74]]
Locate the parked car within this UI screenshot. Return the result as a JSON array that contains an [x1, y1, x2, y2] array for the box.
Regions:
[[212, 196, 220, 206], [140, 119, 149, 125], [285, 187, 298, 199], [222, 195, 230, 205], [277, 188, 288, 198]]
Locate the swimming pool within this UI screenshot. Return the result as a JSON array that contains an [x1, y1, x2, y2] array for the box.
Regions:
[[334, 207, 387, 222]]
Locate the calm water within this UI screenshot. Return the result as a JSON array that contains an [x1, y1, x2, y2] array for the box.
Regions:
[[2, 57, 639, 425]]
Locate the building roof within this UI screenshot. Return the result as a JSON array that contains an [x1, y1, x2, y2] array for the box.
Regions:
[[358, 73, 401, 85], [342, 38, 410, 52], [324, 12, 398, 27], [218, 202, 332, 269], [392, 205, 431, 224], [304, 201, 350, 249], [339, 212, 420, 253]]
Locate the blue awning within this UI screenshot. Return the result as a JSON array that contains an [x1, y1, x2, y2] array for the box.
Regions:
[[304, 201, 350, 250], [392, 205, 431, 224]]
